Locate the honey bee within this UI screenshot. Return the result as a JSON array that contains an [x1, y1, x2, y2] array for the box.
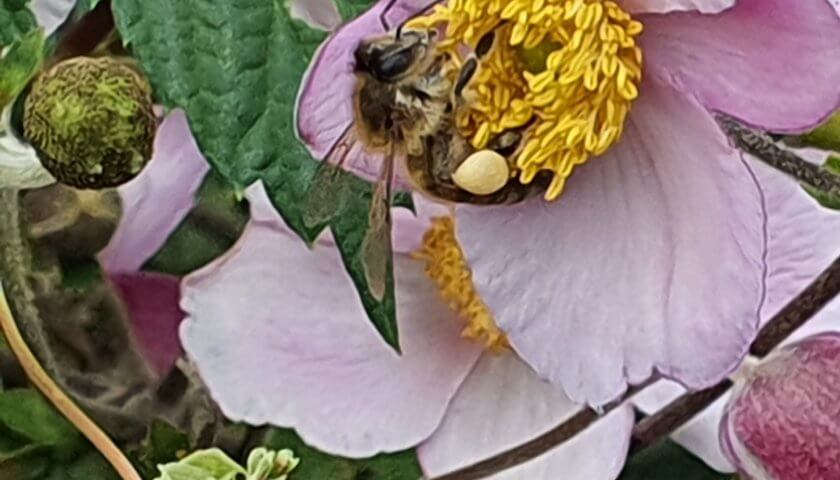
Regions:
[[304, 23, 546, 300]]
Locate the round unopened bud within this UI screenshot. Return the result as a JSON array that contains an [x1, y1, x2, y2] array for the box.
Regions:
[[452, 150, 510, 196], [23, 56, 156, 189], [722, 333, 840, 480]]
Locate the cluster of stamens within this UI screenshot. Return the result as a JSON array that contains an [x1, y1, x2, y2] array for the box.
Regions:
[[411, 0, 644, 200], [412, 217, 508, 352]]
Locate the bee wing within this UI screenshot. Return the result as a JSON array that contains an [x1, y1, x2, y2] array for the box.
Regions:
[[303, 126, 358, 229], [360, 151, 396, 301]]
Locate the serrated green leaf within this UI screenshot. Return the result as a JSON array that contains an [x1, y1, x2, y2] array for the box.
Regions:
[[804, 155, 840, 210], [113, 0, 405, 350], [259, 428, 422, 480], [0, 28, 45, 110], [0, 0, 36, 46], [0, 389, 82, 453], [619, 440, 729, 480]]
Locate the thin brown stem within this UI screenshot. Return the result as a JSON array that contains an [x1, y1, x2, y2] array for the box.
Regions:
[[430, 383, 651, 480], [717, 113, 840, 197], [0, 189, 141, 480]]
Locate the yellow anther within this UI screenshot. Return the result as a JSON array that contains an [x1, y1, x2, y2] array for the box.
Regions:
[[409, 0, 643, 201], [412, 217, 509, 352]]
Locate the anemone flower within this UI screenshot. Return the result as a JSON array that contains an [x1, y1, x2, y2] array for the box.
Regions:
[[296, 0, 840, 407], [180, 183, 635, 478], [102, 109, 637, 479]]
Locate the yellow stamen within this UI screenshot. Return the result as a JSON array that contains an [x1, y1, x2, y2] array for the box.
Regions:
[[410, 0, 643, 200], [413, 217, 508, 352]]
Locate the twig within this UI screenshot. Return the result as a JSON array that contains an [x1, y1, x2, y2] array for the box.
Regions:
[[429, 382, 652, 480], [717, 113, 840, 197], [0, 189, 141, 480]]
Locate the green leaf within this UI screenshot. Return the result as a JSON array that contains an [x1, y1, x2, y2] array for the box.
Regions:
[[619, 440, 730, 480], [335, 0, 378, 21], [0, 0, 36, 46], [113, 0, 405, 350], [795, 109, 840, 153], [259, 428, 422, 480], [145, 172, 249, 276], [803, 155, 840, 210], [0, 28, 45, 110], [156, 448, 246, 480], [76, 0, 104, 15], [132, 420, 192, 479], [0, 389, 82, 453]]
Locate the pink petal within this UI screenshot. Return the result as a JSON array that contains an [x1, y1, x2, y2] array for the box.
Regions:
[[99, 110, 209, 273], [620, 0, 734, 14], [456, 78, 765, 406], [110, 272, 184, 376], [30, 0, 75, 35], [295, 0, 433, 184], [180, 221, 481, 457], [289, 0, 342, 31], [755, 154, 840, 320], [641, 0, 840, 133], [419, 354, 633, 479], [634, 155, 840, 471]]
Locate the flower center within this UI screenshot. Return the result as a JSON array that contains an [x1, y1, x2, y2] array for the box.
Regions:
[[413, 217, 508, 352], [411, 0, 644, 200]]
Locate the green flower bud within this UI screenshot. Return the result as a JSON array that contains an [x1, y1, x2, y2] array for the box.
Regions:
[[23, 56, 156, 189]]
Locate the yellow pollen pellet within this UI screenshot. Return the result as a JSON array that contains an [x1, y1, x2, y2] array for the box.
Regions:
[[412, 0, 643, 201]]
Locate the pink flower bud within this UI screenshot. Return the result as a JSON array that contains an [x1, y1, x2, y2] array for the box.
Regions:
[[721, 333, 840, 479]]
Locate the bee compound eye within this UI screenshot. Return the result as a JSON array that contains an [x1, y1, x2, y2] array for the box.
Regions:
[[373, 47, 414, 80], [452, 150, 511, 196]]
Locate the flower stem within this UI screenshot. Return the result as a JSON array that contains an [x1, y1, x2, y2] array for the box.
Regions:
[[717, 113, 840, 197], [0, 189, 141, 480]]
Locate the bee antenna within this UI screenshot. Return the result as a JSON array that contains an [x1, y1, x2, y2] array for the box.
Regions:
[[391, 0, 440, 37]]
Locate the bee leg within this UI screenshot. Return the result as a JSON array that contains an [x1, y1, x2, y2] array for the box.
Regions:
[[488, 131, 523, 156], [475, 31, 496, 59], [454, 57, 478, 99]]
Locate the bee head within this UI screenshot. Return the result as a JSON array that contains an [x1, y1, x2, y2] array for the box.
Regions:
[[354, 31, 431, 82]]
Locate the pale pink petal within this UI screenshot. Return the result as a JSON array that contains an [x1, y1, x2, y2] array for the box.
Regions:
[[295, 0, 433, 185], [619, 0, 734, 14], [110, 272, 184, 376], [641, 0, 840, 132], [99, 110, 209, 273], [180, 221, 481, 457], [30, 0, 75, 35], [754, 154, 840, 320], [245, 180, 448, 254], [456, 79, 765, 406], [419, 353, 633, 479], [289, 0, 342, 31]]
